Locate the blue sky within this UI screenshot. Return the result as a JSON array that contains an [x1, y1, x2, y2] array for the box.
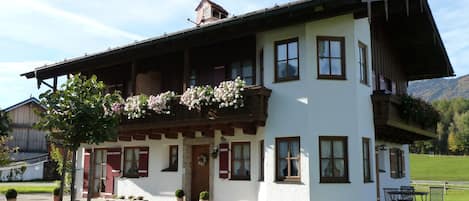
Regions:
[[0, 0, 467, 108]]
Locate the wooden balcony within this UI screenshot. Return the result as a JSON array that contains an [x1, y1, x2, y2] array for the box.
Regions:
[[371, 91, 437, 144], [118, 86, 271, 139]]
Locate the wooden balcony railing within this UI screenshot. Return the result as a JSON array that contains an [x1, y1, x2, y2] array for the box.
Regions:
[[371, 91, 437, 144], [119, 86, 272, 135]]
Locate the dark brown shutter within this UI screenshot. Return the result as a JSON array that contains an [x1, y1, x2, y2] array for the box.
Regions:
[[219, 143, 229, 179], [138, 147, 149, 177], [390, 149, 397, 178], [83, 149, 91, 198], [399, 150, 405, 177], [106, 148, 122, 194]]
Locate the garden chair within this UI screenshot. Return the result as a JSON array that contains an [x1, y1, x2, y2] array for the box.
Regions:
[[429, 187, 444, 201], [400, 186, 415, 201], [383, 188, 399, 201]]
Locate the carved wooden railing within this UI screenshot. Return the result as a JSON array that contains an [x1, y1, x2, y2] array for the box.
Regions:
[[120, 86, 272, 132]]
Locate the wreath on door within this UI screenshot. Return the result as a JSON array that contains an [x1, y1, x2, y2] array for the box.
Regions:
[[197, 154, 209, 166]]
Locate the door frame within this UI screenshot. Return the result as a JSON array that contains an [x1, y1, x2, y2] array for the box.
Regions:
[[183, 138, 214, 201]]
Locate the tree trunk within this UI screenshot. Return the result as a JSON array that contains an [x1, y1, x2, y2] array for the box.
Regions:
[[87, 149, 94, 201], [59, 148, 68, 201], [70, 149, 77, 201]]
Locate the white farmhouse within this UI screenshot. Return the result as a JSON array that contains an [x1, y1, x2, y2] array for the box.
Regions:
[[22, 0, 453, 201]]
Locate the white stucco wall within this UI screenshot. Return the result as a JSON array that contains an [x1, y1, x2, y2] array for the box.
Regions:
[[75, 136, 183, 201], [0, 161, 44, 181], [256, 14, 376, 201], [376, 141, 411, 200]]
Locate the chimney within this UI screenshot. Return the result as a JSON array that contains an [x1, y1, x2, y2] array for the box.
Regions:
[[195, 0, 228, 25]]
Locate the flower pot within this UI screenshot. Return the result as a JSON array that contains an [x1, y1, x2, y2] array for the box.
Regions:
[[176, 197, 184, 201], [6, 198, 16, 201], [54, 195, 60, 201], [199, 199, 208, 201]]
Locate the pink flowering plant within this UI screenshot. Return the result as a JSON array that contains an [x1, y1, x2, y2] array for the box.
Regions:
[[213, 77, 246, 109], [124, 95, 148, 119], [147, 91, 176, 114], [103, 93, 124, 117], [180, 85, 214, 110]]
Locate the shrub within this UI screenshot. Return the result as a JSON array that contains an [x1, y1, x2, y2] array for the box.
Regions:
[[5, 189, 17, 199], [137, 196, 144, 200], [175, 189, 185, 198], [53, 187, 61, 196], [119, 195, 126, 199], [199, 191, 209, 200], [128, 195, 135, 200]]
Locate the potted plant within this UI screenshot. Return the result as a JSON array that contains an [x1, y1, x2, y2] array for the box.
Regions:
[[53, 187, 60, 201], [5, 189, 17, 201], [199, 191, 209, 201], [175, 189, 185, 201]]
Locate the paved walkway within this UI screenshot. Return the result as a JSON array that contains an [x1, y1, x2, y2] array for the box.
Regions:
[[0, 182, 56, 187]]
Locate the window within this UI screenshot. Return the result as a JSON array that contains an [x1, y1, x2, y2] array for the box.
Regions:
[[358, 42, 368, 85], [390, 148, 405, 178], [231, 60, 254, 85], [319, 136, 349, 183], [317, 36, 346, 79], [275, 38, 299, 82], [124, 148, 140, 178], [362, 138, 372, 182], [163, 145, 178, 171], [259, 140, 264, 181], [276, 137, 300, 182], [189, 69, 197, 87], [231, 142, 251, 180]]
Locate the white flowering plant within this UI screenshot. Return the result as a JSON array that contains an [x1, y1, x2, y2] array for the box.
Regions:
[[180, 85, 214, 110], [103, 92, 125, 117], [124, 95, 148, 119], [213, 77, 246, 109], [147, 91, 176, 114]]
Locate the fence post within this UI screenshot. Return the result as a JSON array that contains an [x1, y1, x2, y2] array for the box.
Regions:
[[444, 181, 448, 195]]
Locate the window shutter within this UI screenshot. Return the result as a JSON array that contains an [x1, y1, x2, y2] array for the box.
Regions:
[[389, 149, 397, 178], [219, 143, 229, 179], [399, 150, 405, 177], [138, 147, 149, 177], [106, 148, 122, 194], [83, 149, 91, 197]]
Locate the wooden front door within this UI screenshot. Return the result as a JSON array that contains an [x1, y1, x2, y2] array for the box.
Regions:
[[191, 145, 210, 201]]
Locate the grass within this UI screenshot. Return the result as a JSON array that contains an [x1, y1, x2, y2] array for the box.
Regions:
[[414, 185, 469, 201], [410, 154, 469, 181], [0, 185, 56, 194]]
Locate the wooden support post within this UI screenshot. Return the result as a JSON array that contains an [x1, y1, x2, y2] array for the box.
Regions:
[[53, 77, 58, 92], [130, 61, 137, 96], [183, 49, 190, 90], [86, 149, 94, 201]]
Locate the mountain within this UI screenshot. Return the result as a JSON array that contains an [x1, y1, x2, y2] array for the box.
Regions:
[[408, 75, 469, 102]]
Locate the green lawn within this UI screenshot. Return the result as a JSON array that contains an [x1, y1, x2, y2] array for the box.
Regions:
[[414, 185, 469, 201], [0, 185, 56, 194], [410, 154, 469, 181]]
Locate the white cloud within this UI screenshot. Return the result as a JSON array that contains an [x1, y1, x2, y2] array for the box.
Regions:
[[0, 61, 51, 108], [0, 0, 145, 57]]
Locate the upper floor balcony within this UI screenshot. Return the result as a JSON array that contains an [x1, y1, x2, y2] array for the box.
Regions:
[[371, 90, 439, 144], [118, 85, 271, 140]]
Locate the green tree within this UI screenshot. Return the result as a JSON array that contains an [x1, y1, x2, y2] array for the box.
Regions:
[[36, 74, 121, 201], [0, 136, 16, 167], [447, 128, 459, 154], [454, 111, 469, 153], [0, 109, 11, 136]]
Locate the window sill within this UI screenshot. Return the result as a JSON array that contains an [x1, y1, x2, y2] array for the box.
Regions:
[[229, 178, 251, 181], [317, 76, 346, 80], [320, 180, 351, 184], [274, 180, 304, 185], [161, 168, 178, 172], [274, 77, 300, 83], [364, 180, 374, 183]]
